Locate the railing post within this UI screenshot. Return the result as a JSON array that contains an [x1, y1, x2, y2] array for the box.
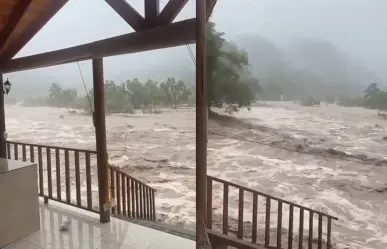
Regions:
[[93, 58, 110, 223], [0, 74, 5, 159], [196, 0, 208, 248]]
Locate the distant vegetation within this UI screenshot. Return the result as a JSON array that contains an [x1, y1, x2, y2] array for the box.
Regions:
[[22, 77, 194, 114], [18, 23, 387, 114], [206, 22, 260, 112], [338, 82, 387, 110]]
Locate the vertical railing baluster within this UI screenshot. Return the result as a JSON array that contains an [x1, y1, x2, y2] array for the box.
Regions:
[[223, 183, 229, 235], [65, 149, 70, 203], [144, 185, 149, 220], [55, 148, 61, 201], [277, 201, 283, 248], [131, 179, 135, 217], [46, 148, 52, 199], [30, 145, 34, 162], [38, 146, 43, 196], [252, 194, 258, 243], [110, 168, 116, 214], [207, 178, 212, 229], [237, 189, 244, 239], [22, 144, 26, 161], [288, 205, 294, 249], [299, 208, 304, 249], [135, 182, 140, 218], [6, 142, 10, 159], [147, 188, 151, 220], [116, 171, 121, 215], [139, 182, 143, 218], [74, 151, 81, 206], [126, 177, 132, 217], [327, 217, 332, 249], [151, 190, 156, 220], [142, 185, 146, 219], [309, 211, 314, 249], [265, 197, 271, 247], [122, 175, 126, 216], [318, 214, 323, 249], [14, 143, 18, 160], [85, 152, 92, 210]]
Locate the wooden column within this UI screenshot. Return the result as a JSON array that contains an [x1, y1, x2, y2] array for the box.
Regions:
[[196, 0, 208, 247], [92, 58, 110, 223], [0, 74, 5, 158]]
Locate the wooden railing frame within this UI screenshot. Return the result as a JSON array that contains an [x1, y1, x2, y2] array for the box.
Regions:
[[207, 175, 338, 249], [6, 140, 99, 214], [109, 165, 156, 221], [5, 140, 156, 222]]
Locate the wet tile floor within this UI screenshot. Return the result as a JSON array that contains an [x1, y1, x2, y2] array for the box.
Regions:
[[3, 201, 194, 249]]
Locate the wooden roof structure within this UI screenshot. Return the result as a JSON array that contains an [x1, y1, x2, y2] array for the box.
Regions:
[[0, 0, 67, 63], [0, 0, 217, 74]]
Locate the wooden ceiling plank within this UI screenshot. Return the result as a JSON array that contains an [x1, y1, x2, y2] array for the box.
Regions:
[[105, 0, 145, 31], [0, 18, 196, 74], [206, 0, 217, 21], [0, 0, 33, 50], [0, 0, 68, 61], [157, 0, 188, 25]]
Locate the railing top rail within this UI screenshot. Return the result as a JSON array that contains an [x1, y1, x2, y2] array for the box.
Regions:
[[208, 175, 338, 220], [6, 140, 97, 154], [110, 165, 156, 192]]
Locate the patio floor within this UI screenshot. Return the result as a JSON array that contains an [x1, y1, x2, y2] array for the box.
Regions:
[[3, 201, 195, 249]]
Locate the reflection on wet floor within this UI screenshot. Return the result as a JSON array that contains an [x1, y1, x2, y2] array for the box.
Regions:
[[4, 201, 194, 249]]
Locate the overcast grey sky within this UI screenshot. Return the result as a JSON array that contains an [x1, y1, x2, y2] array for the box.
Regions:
[[7, 0, 387, 94]]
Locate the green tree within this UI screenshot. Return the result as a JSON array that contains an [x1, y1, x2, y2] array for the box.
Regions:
[[206, 21, 260, 112], [160, 77, 190, 108]]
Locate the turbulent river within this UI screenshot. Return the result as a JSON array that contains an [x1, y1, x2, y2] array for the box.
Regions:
[[6, 102, 387, 249]]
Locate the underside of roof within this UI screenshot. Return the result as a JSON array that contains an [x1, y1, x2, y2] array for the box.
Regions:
[[0, 0, 217, 74], [0, 0, 68, 62]]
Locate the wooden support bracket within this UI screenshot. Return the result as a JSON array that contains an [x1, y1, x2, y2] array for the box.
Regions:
[[206, 0, 217, 21], [157, 0, 189, 25], [105, 0, 146, 31]]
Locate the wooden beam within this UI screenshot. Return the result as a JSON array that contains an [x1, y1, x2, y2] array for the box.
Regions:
[[0, 0, 68, 61], [0, 74, 5, 159], [92, 57, 110, 223], [196, 0, 208, 248], [0, 0, 33, 50], [145, 0, 160, 21], [206, 0, 217, 21], [0, 18, 196, 74], [157, 0, 188, 25], [105, 0, 146, 31]]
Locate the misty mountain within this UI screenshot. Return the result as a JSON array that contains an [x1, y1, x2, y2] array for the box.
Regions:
[[234, 35, 382, 100]]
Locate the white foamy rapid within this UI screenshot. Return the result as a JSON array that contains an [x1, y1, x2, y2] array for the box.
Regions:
[[6, 102, 387, 249]]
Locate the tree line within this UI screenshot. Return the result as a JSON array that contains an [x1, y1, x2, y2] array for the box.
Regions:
[[22, 77, 194, 114], [22, 21, 262, 114], [338, 82, 387, 110]]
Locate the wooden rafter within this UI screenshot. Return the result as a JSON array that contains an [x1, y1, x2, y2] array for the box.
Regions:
[[0, 0, 68, 62], [0, 18, 196, 74], [157, 0, 188, 25], [105, 0, 146, 31], [144, 0, 160, 21], [206, 0, 217, 21], [0, 0, 33, 50]]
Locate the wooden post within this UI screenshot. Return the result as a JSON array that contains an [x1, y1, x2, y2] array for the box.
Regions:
[[196, 0, 208, 248], [92, 58, 110, 223], [0, 74, 5, 159]]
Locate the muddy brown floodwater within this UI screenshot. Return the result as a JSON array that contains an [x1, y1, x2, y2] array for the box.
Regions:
[[6, 102, 387, 249]]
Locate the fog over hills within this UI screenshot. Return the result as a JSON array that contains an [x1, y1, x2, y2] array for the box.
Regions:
[[234, 35, 382, 100]]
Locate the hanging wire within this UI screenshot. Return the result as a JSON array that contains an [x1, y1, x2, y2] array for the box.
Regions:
[[76, 61, 93, 112], [157, 0, 196, 65]]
